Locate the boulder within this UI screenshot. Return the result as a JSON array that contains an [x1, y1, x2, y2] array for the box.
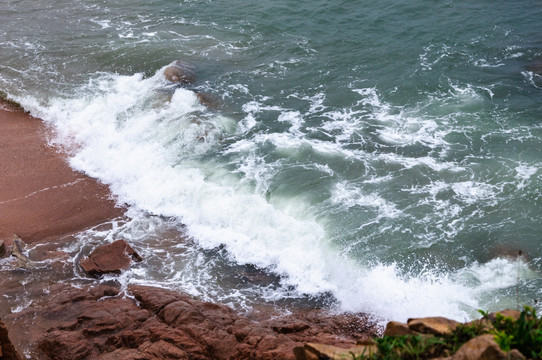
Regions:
[[293, 342, 377, 360], [196, 92, 220, 110], [79, 239, 142, 276], [0, 319, 22, 360], [407, 316, 460, 335], [450, 334, 524, 360], [384, 321, 417, 336], [488, 309, 521, 322], [163, 60, 196, 84], [9, 235, 36, 269]]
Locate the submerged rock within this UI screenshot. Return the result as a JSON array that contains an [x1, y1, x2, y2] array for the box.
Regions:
[[196, 92, 220, 110], [163, 60, 197, 84], [79, 239, 142, 276], [526, 62, 542, 75]]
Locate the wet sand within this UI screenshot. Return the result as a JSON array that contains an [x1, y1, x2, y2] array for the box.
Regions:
[[0, 99, 124, 244]]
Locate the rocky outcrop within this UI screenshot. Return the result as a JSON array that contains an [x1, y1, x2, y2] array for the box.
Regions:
[[163, 60, 197, 84], [79, 239, 142, 276], [0, 319, 22, 360], [8, 283, 377, 360]]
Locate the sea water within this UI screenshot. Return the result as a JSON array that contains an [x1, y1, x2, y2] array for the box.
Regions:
[[1, 0, 542, 322]]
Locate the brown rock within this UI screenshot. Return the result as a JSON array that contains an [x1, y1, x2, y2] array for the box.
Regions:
[[164, 60, 196, 84], [407, 316, 460, 335], [450, 334, 525, 360], [79, 239, 142, 276], [294, 342, 377, 360], [384, 320, 417, 336], [488, 309, 521, 322], [196, 92, 220, 110], [527, 62, 542, 75], [0, 239, 5, 257], [0, 319, 22, 360], [0, 284, 376, 360], [9, 235, 36, 268]]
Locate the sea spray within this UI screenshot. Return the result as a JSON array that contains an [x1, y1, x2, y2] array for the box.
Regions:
[[11, 62, 541, 322], [3, 0, 542, 323]]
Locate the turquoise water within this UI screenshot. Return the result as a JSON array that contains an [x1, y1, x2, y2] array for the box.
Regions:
[[1, 0, 542, 321]]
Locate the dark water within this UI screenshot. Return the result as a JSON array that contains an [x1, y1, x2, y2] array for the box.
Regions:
[[1, 0, 542, 322]]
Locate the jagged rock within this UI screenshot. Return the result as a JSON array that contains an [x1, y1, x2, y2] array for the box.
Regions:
[[0, 319, 22, 360], [17, 284, 377, 360], [163, 60, 196, 84], [293, 342, 377, 360], [9, 235, 36, 269], [450, 334, 525, 360], [407, 316, 460, 335], [79, 240, 142, 276], [384, 320, 417, 336]]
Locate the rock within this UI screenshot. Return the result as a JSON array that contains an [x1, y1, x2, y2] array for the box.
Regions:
[[9, 235, 36, 269], [450, 334, 525, 360], [507, 349, 527, 359], [79, 240, 142, 276], [163, 60, 196, 84], [196, 92, 220, 110], [384, 321, 417, 336], [526, 62, 542, 75], [356, 338, 377, 346], [0, 239, 5, 257], [293, 342, 377, 360], [0, 319, 22, 360], [407, 316, 460, 335], [488, 309, 521, 322], [0, 283, 377, 360]]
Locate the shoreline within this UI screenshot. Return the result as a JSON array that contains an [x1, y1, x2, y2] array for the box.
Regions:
[[0, 99, 125, 244], [0, 99, 378, 359]]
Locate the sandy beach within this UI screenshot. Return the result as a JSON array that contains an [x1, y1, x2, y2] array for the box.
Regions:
[[0, 99, 124, 244]]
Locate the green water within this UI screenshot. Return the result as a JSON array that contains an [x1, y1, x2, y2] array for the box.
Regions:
[[1, 0, 542, 320]]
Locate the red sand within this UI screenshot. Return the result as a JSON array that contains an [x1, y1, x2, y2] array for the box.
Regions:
[[0, 99, 124, 244]]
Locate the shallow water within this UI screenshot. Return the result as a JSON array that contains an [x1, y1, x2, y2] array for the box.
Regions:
[[1, 0, 542, 322]]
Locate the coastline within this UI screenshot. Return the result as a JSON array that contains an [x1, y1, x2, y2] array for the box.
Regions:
[[0, 99, 378, 359], [0, 99, 124, 243], [0, 99, 528, 360]]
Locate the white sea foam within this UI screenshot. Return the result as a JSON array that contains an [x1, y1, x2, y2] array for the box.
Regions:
[[515, 164, 538, 189], [331, 182, 401, 219], [14, 66, 540, 323]]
